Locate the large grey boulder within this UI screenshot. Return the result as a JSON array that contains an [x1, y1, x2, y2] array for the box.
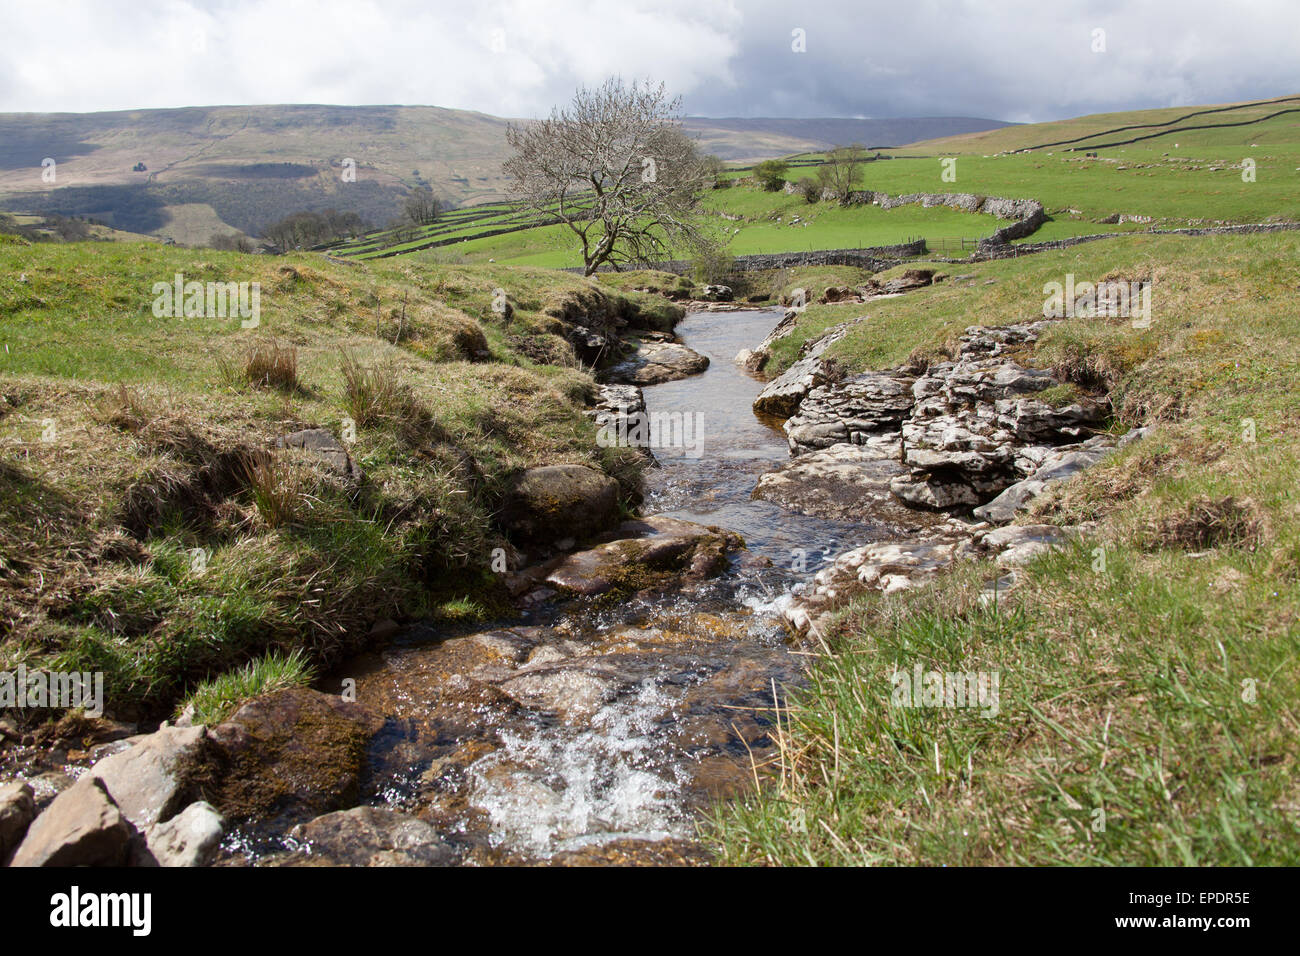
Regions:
[[90, 724, 213, 832], [287, 806, 456, 867], [146, 800, 225, 867], [752, 352, 830, 419], [10, 776, 134, 867], [606, 340, 709, 386]]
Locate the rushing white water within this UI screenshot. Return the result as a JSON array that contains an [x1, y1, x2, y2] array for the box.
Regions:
[[467, 677, 689, 856]]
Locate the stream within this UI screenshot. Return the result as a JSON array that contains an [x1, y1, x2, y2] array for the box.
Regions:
[[236, 308, 892, 865]]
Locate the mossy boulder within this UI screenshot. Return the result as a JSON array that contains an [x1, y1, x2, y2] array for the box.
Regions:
[[208, 688, 384, 824], [499, 464, 621, 545]]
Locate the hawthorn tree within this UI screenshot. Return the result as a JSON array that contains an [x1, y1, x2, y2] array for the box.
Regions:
[[816, 144, 868, 205], [753, 159, 789, 191], [503, 78, 717, 276]]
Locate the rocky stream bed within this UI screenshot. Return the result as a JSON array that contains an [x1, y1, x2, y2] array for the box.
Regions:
[[1, 292, 1140, 867]]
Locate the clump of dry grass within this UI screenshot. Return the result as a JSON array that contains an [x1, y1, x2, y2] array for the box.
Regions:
[[901, 342, 956, 375], [239, 451, 307, 529], [217, 340, 300, 391], [241, 339, 299, 390], [92, 383, 154, 432], [1145, 495, 1265, 552], [337, 349, 441, 445]]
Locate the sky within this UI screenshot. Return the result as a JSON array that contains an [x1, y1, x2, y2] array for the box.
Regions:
[[1, 0, 1297, 122]]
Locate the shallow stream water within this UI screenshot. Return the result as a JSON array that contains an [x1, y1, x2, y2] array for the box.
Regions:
[[239, 309, 892, 865]]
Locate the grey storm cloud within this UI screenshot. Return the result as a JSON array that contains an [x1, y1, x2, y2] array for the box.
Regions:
[[1, 0, 1297, 120]]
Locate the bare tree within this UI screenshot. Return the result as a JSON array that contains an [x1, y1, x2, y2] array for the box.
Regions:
[[403, 187, 440, 226], [816, 144, 868, 205], [504, 78, 717, 276], [208, 231, 256, 252]]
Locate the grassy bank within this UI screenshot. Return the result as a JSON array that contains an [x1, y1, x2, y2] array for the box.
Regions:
[[711, 231, 1300, 865], [0, 240, 671, 721]]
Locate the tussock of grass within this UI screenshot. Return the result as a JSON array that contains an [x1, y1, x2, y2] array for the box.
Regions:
[[1144, 496, 1265, 552], [1031, 382, 1082, 408], [338, 349, 427, 435], [181, 648, 316, 726], [92, 383, 154, 432], [240, 339, 299, 391], [239, 452, 307, 529]]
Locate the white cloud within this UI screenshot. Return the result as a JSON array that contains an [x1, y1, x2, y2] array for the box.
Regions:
[[0, 0, 1296, 120], [0, 0, 741, 116]]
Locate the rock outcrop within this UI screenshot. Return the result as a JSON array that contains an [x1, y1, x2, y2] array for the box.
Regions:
[[606, 339, 710, 386], [783, 372, 915, 453], [973, 432, 1142, 523], [758, 319, 1114, 513], [752, 322, 862, 418], [747, 311, 1148, 635], [753, 441, 935, 528], [890, 332, 1110, 509]]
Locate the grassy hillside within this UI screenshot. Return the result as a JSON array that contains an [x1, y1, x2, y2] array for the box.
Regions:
[[0, 105, 516, 236], [331, 95, 1300, 268], [0, 105, 1010, 242], [0, 238, 682, 720], [711, 230, 1300, 865], [681, 116, 1011, 161], [910, 94, 1300, 154]]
